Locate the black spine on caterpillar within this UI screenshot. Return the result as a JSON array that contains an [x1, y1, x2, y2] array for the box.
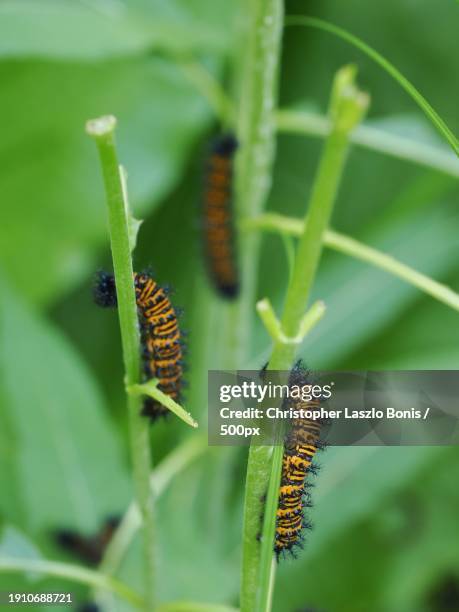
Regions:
[[93, 270, 185, 421], [93, 270, 117, 307], [202, 133, 240, 299], [274, 360, 326, 560]]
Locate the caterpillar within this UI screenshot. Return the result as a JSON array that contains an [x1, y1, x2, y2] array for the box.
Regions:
[[94, 270, 184, 421], [55, 516, 120, 566], [203, 133, 239, 299], [274, 361, 324, 559]]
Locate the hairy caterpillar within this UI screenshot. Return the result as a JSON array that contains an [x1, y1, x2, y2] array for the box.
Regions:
[[275, 361, 324, 559], [93, 270, 184, 421], [203, 133, 239, 299], [55, 516, 120, 566]]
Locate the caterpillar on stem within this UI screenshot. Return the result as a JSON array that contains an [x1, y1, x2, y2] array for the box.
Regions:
[[274, 361, 326, 560], [94, 270, 185, 421], [202, 133, 240, 299]]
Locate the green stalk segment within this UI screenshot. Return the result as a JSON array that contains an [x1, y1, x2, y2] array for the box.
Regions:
[[243, 213, 459, 313], [242, 66, 368, 612], [86, 116, 155, 611], [237, 2, 285, 610], [280, 65, 369, 342], [232, 0, 285, 364]]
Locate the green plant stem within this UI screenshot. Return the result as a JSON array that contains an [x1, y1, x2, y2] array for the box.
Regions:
[[284, 16, 459, 156], [243, 213, 459, 313], [237, 0, 284, 219], [233, 0, 284, 364], [0, 558, 144, 609], [246, 67, 368, 612], [238, 2, 284, 611], [273, 122, 341, 316], [280, 91, 367, 340], [276, 109, 459, 178], [157, 54, 459, 178], [86, 116, 155, 611]]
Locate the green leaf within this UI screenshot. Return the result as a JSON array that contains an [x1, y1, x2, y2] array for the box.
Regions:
[[273, 445, 451, 611], [0, 382, 23, 524], [154, 452, 241, 604], [0, 56, 213, 304], [0, 0, 230, 61], [0, 526, 41, 562], [0, 529, 45, 607], [381, 448, 459, 610], [0, 278, 131, 532], [343, 270, 459, 370]]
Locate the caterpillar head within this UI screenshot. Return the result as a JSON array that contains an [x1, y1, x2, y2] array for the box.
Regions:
[[93, 271, 117, 308], [134, 272, 151, 291], [213, 133, 239, 156]]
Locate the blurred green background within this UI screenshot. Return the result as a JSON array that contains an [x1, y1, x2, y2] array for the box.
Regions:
[[0, 1, 458, 611]]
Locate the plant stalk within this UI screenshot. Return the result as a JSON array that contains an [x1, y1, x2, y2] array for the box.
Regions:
[[237, 1, 284, 611], [86, 116, 155, 611], [233, 0, 284, 364], [246, 67, 368, 612], [243, 213, 459, 313]]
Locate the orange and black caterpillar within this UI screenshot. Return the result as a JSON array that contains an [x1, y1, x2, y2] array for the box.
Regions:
[[55, 516, 120, 566], [203, 133, 239, 299], [94, 270, 184, 421], [275, 362, 324, 559]]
